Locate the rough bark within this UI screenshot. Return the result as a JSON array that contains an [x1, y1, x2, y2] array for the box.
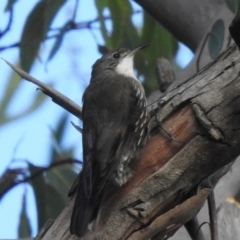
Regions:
[[35, 43, 240, 239]]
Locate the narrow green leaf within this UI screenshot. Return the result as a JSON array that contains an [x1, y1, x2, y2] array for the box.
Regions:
[[48, 113, 74, 161], [46, 165, 78, 203], [28, 163, 46, 231], [49, 137, 74, 162], [20, 0, 66, 72], [141, 12, 155, 46], [208, 19, 225, 59], [0, 62, 21, 125], [18, 192, 32, 238], [47, 21, 70, 62], [54, 113, 69, 146], [44, 0, 66, 34], [108, 0, 139, 48], [94, 0, 111, 46], [225, 0, 240, 13], [20, 1, 46, 72], [45, 184, 65, 219]]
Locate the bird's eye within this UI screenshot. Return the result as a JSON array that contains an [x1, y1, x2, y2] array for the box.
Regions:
[[113, 53, 120, 58]]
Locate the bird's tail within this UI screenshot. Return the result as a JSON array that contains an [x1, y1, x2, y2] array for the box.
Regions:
[[70, 175, 94, 238]]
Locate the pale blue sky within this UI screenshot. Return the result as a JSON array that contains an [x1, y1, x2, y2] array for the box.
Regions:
[[0, 0, 193, 238]]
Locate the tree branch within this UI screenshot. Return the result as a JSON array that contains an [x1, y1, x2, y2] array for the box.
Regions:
[[2, 58, 82, 119], [30, 43, 240, 239]]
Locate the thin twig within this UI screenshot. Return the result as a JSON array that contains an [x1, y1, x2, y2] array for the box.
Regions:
[[0, 10, 142, 52], [196, 221, 210, 236], [208, 187, 218, 240], [0, 158, 82, 199], [196, 33, 211, 72], [72, 0, 79, 21], [2, 59, 83, 119], [185, 216, 206, 240], [0, 42, 19, 51], [0, 7, 14, 38]]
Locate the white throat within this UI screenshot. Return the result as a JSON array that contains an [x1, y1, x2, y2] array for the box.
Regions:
[[115, 55, 137, 79]]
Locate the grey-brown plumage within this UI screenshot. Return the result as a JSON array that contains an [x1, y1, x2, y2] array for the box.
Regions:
[[70, 45, 149, 237]]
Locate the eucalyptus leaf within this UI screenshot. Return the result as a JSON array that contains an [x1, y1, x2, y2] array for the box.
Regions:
[[47, 21, 70, 62], [46, 164, 78, 202], [94, 0, 111, 46], [18, 192, 32, 238], [45, 183, 65, 219], [0, 63, 21, 125], [108, 0, 140, 48], [208, 19, 225, 59], [53, 113, 69, 147], [49, 140, 74, 162], [44, 0, 67, 34], [20, 0, 66, 72], [49, 113, 74, 161], [28, 163, 46, 231]]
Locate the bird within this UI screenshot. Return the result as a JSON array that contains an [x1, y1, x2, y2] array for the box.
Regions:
[[70, 45, 149, 237]]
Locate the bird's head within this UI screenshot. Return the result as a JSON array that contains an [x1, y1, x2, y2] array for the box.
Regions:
[[91, 44, 148, 79]]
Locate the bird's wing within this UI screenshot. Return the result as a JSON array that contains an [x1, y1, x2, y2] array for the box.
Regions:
[[81, 78, 133, 200], [92, 124, 126, 198], [70, 121, 128, 237]]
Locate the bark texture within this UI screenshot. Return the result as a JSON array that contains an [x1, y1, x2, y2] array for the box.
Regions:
[[35, 44, 240, 240]]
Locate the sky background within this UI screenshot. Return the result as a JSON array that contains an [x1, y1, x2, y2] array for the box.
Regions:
[[0, 0, 193, 238]]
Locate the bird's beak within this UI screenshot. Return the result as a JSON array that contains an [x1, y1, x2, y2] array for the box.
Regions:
[[129, 44, 149, 56]]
